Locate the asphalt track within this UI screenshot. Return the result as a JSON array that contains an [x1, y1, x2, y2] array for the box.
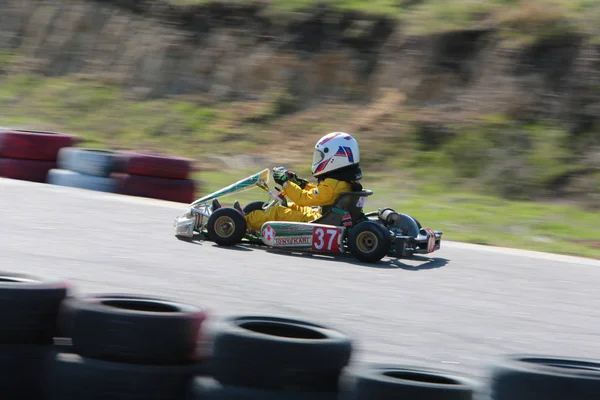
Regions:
[[2, 177, 600, 386]]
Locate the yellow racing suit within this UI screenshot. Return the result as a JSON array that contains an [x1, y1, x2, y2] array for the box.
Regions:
[[245, 178, 353, 231]]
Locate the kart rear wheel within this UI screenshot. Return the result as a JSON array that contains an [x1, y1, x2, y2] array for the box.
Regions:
[[207, 208, 247, 246], [348, 221, 391, 263]]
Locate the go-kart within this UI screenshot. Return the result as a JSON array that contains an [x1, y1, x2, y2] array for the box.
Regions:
[[173, 168, 442, 263]]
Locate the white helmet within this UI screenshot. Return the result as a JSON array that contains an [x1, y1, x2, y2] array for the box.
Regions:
[[311, 132, 360, 177]]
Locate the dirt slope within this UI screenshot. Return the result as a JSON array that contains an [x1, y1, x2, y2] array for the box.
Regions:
[[1, 0, 598, 204]]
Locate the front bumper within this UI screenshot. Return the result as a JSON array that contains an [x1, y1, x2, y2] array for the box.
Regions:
[[173, 210, 196, 238], [390, 229, 443, 258]]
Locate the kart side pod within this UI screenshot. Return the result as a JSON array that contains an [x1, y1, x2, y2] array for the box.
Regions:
[[260, 221, 346, 254]]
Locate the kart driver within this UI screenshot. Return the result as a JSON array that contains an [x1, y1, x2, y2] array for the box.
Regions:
[[213, 132, 363, 232]]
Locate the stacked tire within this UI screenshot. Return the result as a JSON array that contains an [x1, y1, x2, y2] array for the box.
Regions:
[[47, 148, 198, 203], [46, 294, 209, 400], [0, 129, 78, 183], [47, 147, 122, 193], [339, 365, 476, 400], [111, 151, 197, 204], [0, 272, 70, 400], [189, 315, 353, 399], [485, 354, 600, 400]]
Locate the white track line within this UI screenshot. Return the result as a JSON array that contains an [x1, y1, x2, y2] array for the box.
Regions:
[[442, 241, 600, 266], [2, 178, 599, 265]]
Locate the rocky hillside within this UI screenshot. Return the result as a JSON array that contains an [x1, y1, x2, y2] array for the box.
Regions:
[[1, 0, 599, 206]]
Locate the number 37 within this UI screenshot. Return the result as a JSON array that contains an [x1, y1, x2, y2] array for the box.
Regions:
[[312, 227, 341, 252]]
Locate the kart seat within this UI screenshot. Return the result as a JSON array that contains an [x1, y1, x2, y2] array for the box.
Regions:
[[311, 190, 373, 226]]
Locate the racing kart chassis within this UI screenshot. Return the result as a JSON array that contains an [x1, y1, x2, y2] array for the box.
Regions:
[[174, 168, 442, 263]]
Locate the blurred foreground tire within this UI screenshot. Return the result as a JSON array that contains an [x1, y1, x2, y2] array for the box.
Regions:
[[210, 315, 353, 392], [341, 365, 475, 400], [188, 377, 340, 400], [44, 351, 199, 400], [0, 272, 71, 344], [118, 151, 194, 179], [0, 344, 54, 400], [60, 294, 208, 365], [47, 168, 119, 192], [0, 157, 56, 182], [0, 129, 78, 161], [112, 172, 196, 203], [58, 147, 122, 177], [488, 354, 600, 400]]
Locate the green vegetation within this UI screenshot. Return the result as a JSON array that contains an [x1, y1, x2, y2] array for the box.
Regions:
[[1, 70, 598, 259], [170, 0, 600, 41]]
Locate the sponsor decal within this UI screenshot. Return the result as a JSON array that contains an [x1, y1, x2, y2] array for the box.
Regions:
[[262, 225, 276, 241], [274, 236, 312, 246], [341, 213, 353, 227], [313, 188, 319, 196], [356, 196, 367, 208]]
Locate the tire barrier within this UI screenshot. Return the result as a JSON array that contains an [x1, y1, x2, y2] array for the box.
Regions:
[[47, 169, 120, 193], [118, 151, 194, 180], [46, 293, 208, 400], [486, 354, 600, 400], [340, 365, 477, 400], [47, 148, 123, 193], [57, 147, 122, 177], [39, 146, 198, 202], [1, 270, 598, 399], [0, 158, 57, 183], [111, 151, 197, 203], [0, 272, 71, 400], [200, 315, 353, 399], [111, 172, 197, 204], [0, 129, 78, 182], [0, 128, 198, 203], [58, 294, 208, 365], [0, 127, 198, 203]]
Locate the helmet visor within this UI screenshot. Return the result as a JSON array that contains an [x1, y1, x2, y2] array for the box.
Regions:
[[312, 149, 325, 166]]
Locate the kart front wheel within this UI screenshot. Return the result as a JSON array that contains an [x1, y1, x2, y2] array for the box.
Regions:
[[348, 221, 391, 263], [207, 208, 247, 246]]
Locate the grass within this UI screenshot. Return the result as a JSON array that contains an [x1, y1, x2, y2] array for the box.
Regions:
[[1, 70, 598, 260]]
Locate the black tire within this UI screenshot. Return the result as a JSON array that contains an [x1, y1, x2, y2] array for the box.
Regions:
[[0, 344, 54, 400], [207, 207, 247, 246], [59, 294, 208, 365], [0, 272, 71, 344], [57, 147, 122, 177], [348, 221, 391, 263], [56, 293, 185, 337], [189, 377, 340, 400], [210, 315, 353, 391], [488, 354, 600, 400], [243, 200, 267, 215], [342, 365, 475, 400], [43, 351, 200, 400]]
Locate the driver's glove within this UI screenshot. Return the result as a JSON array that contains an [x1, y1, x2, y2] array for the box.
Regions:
[[273, 167, 289, 185], [290, 173, 309, 189], [274, 167, 309, 188]]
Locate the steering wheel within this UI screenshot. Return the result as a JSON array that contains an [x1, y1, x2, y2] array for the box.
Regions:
[[262, 186, 286, 211]]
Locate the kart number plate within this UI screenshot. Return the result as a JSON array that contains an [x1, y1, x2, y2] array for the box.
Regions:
[[312, 226, 342, 253]]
